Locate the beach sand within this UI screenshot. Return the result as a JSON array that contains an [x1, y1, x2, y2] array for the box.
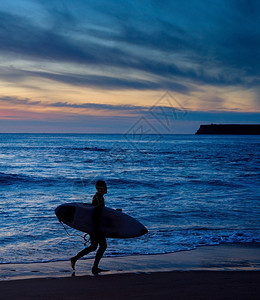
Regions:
[[1, 243, 260, 299]]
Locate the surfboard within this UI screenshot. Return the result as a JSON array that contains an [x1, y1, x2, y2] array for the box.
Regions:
[[55, 203, 148, 238]]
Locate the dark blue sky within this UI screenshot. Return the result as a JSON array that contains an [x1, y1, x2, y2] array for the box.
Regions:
[[0, 0, 259, 133]]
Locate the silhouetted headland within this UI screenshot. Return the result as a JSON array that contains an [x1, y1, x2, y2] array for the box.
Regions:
[[196, 124, 260, 135]]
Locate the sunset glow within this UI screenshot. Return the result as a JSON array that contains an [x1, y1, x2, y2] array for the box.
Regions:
[[0, 0, 259, 133]]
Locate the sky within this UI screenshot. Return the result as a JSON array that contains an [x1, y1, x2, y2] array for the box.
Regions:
[[0, 0, 259, 133]]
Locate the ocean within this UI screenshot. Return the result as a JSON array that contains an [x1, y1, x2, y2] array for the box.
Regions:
[[0, 133, 259, 264]]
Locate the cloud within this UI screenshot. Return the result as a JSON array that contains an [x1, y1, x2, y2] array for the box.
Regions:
[[0, 94, 144, 114], [0, 0, 259, 101], [49, 101, 140, 111], [0, 65, 192, 93], [0, 11, 95, 63], [0, 96, 41, 106], [0, 94, 188, 119], [1, 0, 259, 134]]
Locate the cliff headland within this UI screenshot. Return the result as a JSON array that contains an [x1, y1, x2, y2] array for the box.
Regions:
[[196, 124, 260, 135]]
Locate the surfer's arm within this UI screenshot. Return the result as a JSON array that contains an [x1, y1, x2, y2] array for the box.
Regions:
[[92, 193, 105, 208]]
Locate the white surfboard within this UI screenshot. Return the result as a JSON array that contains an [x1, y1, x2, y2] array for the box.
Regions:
[[55, 203, 148, 238]]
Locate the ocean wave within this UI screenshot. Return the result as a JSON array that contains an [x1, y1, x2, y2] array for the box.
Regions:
[[107, 178, 157, 188], [147, 228, 260, 250], [0, 172, 66, 186], [1, 239, 259, 265], [72, 147, 109, 152], [187, 179, 242, 188], [72, 177, 158, 188], [0, 172, 32, 185], [194, 231, 260, 246], [0, 172, 158, 188]]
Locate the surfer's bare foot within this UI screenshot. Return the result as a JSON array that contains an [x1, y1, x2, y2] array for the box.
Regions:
[[92, 266, 104, 275], [70, 257, 76, 270]]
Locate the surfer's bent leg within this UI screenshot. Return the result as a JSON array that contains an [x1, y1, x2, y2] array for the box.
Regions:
[[92, 236, 107, 271], [70, 235, 98, 270]]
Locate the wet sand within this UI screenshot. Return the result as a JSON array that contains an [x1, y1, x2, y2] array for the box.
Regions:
[[1, 271, 260, 300], [1, 243, 260, 299]]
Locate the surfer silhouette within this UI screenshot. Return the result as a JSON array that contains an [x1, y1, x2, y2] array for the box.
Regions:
[[70, 180, 107, 275]]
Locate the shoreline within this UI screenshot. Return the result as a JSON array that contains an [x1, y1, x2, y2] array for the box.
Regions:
[[1, 243, 260, 281], [1, 243, 259, 299]]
